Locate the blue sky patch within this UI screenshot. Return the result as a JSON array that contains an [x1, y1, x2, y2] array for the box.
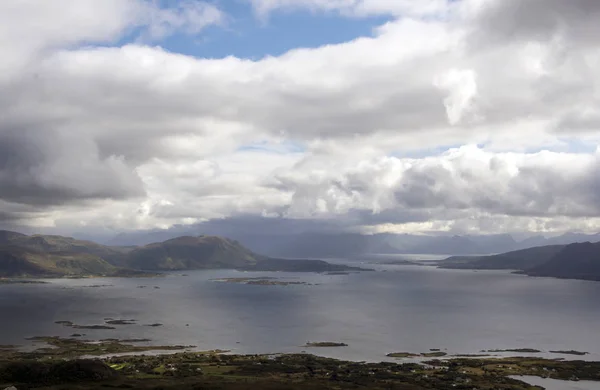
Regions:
[[130, 1, 391, 59]]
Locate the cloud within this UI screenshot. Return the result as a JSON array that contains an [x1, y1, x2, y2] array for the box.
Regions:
[[0, 0, 224, 80], [434, 68, 480, 125], [0, 129, 144, 206], [268, 145, 600, 220], [469, 0, 600, 45], [246, 0, 451, 19], [138, 0, 224, 41], [2, 0, 600, 237]]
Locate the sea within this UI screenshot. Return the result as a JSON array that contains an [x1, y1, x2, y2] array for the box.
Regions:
[[2, 255, 600, 367]]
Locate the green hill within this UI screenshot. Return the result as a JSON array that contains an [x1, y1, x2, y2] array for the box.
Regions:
[[0, 230, 369, 277], [125, 235, 368, 272], [125, 236, 265, 270], [0, 230, 141, 277], [0, 231, 129, 265], [0, 246, 119, 277]]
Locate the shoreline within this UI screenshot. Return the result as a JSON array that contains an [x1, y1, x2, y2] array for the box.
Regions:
[[2, 344, 600, 390], [3, 335, 596, 364]]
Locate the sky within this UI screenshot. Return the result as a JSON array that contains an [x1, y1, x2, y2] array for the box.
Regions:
[[2, 0, 600, 239]]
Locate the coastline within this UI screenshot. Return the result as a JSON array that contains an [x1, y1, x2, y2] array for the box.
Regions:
[[2, 338, 600, 390]]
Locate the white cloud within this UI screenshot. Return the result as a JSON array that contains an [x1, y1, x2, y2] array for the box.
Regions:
[[246, 0, 452, 19], [434, 68, 480, 125], [0, 0, 223, 80], [2, 0, 600, 236]]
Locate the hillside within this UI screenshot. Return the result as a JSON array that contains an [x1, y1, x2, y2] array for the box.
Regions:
[[125, 236, 266, 270], [106, 224, 600, 258], [0, 230, 129, 265], [125, 235, 368, 272], [439, 245, 565, 270], [0, 246, 119, 278], [438, 241, 600, 281], [525, 242, 600, 281], [0, 231, 368, 277]]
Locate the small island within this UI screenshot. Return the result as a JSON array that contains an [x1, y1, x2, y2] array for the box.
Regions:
[[0, 279, 48, 285], [105, 319, 137, 325], [54, 321, 116, 330], [485, 348, 541, 353], [19, 336, 195, 358], [421, 351, 448, 357], [304, 342, 348, 347], [387, 351, 448, 358], [212, 277, 313, 286], [386, 352, 420, 358], [550, 350, 589, 356]]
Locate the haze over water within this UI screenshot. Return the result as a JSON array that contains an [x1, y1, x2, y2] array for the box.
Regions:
[[3, 259, 600, 363]]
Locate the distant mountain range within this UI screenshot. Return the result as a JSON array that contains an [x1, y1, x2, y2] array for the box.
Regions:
[[3, 228, 599, 281], [0, 231, 367, 278], [439, 241, 600, 281], [105, 228, 600, 258]]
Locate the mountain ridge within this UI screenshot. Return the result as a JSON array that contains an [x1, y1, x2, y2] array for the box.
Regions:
[[0, 230, 368, 277], [439, 241, 600, 281], [103, 228, 600, 258]]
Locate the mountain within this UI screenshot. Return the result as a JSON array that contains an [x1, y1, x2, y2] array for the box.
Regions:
[[439, 241, 600, 281], [525, 242, 600, 281], [124, 235, 367, 273], [0, 230, 134, 277], [0, 246, 120, 278], [439, 245, 565, 270], [513, 232, 600, 250], [0, 231, 129, 265], [106, 224, 600, 258], [0, 231, 368, 277], [125, 236, 265, 270]]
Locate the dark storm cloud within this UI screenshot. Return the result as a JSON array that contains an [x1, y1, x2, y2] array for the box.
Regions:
[[470, 0, 600, 50], [0, 128, 145, 206]]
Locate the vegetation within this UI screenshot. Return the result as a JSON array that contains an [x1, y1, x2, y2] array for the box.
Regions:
[[1, 334, 599, 389], [3, 347, 600, 389], [125, 236, 264, 270], [0, 230, 370, 278], [13, 337, 194, 359]]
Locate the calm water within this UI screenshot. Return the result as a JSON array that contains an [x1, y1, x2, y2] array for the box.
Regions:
[[2, 261, 600, 363], [511, 376, 600, 390]]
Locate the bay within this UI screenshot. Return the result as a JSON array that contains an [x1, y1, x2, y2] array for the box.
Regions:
[[2, 261, 600, 363]]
